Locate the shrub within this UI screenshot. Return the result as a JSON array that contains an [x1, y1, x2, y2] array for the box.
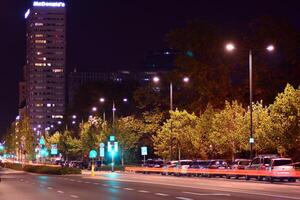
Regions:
[[4, 163, 81, 175]]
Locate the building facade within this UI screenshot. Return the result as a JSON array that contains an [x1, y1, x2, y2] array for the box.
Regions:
[[24, 1, 66, 130]]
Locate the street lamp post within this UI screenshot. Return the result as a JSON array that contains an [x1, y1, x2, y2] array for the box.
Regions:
[[225, 43, 274, 159], [152, 76, 189, 161]]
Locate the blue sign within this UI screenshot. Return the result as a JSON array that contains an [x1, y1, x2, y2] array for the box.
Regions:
[[39, 137, 45, 145], [51, 144, 58, 155], [100, 147, 105, 157], [89, 150, 97, 159], [109, 136, 115, 142], [141, 146, 147, 156], [0, 144, 4, 151]]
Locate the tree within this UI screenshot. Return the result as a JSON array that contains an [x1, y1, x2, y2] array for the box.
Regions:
[[209, 101, 248, 161], [115, 116, 143, 166], [79, 116, 107, 156], [269, 84, 300, 158], [153, 109, 199, 160], [59, 130, 81, 160], [194, 104, 216, 159]]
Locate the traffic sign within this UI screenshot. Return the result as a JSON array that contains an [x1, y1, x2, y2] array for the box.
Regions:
[[109, 135, 115, 142], [39, 137, 45, 145], [51, 144, 58, 155], [100, 147, 105, 157], [100, 143, 105, 148], [141, 146, 147, 156], [89, 150, 97, 159], [249, 137, 254, 144]]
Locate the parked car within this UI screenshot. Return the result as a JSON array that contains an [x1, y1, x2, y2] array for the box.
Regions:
[[143, 159, 164, 168], [245, 154, 279, 180], [161, 160, 178, 175], [226, 159, 251, 179], [173, 160, 193, 176], [266, 158, 296, 182], [206, 159, 228, 177]]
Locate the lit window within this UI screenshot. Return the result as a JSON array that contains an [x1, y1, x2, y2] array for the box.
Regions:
[[35, 23, 44, 26], [35, 63, 46, 67], [36, 52, 42, 55], [46, 103, 51, 107], [35, 103, 43, 107], [35, 34, 44, 37], [35, 40, 46, 44], [53, 69, 63, 73], [47, 63, 52, 66], [52, 115, 63, 119]]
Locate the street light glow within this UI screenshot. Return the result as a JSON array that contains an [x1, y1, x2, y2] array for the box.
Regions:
[[266, 44, 275, 52], [99, 97, 105, 103], [72, 115, 77, 119], [153, 76, 160, 83], [92, 107, 97, 112], [123, 98, 128, 102], [225, 43, 235, 51], [183, 77, 190, 83]]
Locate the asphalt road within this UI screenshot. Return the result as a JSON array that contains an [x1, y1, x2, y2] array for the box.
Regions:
[[1, 167, 300, 200]]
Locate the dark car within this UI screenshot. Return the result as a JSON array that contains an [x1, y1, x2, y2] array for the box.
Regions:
[[226, 159, 251, 179], [205, 160, 228, 177]]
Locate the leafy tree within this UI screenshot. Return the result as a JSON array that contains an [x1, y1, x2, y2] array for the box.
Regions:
[[209, 101, 248, 161], [59, 130, 81, 160], [115, 116, 143, 166], [194, 104, 216, 159], [153, 109, 199, 160], [269, 84, 300, 157]]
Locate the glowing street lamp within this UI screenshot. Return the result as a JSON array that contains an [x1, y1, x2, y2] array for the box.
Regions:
[[92, 107, 97, 112], [225, 42, 275, 159], [152, 76, 160, 83], [183, 77, 190, 83], [99, 97, 105, 103]]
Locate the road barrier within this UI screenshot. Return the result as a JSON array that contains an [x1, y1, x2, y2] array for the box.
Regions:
[[125, 166, 300, 179]]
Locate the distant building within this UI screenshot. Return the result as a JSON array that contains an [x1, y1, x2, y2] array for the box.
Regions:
[[143, 48, 177, 71], [23, 1, 66, 130], [67, 69, 157, 107]]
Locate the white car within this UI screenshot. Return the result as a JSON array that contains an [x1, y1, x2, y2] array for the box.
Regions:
[[267, 158, 296, 182]]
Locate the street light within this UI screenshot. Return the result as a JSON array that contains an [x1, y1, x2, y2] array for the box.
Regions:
[[92, 107, 97, 112], [225, 42, 275, 159], [99, 97, 105, 103], [152, 76, 190, 111]]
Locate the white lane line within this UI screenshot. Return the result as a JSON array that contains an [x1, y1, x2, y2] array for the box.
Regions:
[[57, 190, 64, 194], [93, 183, 99, 185], [47, 187, 53, 190], [124, 187, 134, 191], [182, 191, 231, 196], [155, 193, 170, 196], [112, 186, 121, 189], [70, 194, 79, 199], [138, 190, 150, 193], [176, 197, 194, 200], [70, 179, 75, 181], [102, 184, 108, 187], [85, 182, 90, 184]]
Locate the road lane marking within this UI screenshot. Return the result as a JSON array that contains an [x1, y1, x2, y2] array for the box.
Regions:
[[138, 190, 150, 193], [85, 182, 90, 184], [112, 186, 121, 188], [70, 179, 75, 181], [70, 195, 79, 199], [102, 184, 108, 187], [176, 197, 194, 200], [57, 190, 64, 194], [182, 191, 231, 196], [77, 180, 82, 183], [155, 193, 170, 196], [47, 187, 53, 190], [124, 187, 134, 191], [93, 183, 99, 185]]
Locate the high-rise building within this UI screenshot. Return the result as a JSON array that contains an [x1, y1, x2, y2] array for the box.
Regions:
[[24, 1, 66, 130]]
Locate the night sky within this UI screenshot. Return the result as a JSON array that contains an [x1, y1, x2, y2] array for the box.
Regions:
[[0, 0, 299, 137]]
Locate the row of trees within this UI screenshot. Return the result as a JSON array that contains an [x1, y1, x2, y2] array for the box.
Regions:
[[5, 84, 299, 163]]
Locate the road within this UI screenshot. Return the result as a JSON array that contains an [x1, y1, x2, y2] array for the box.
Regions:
[[1, 167, 300, 200]]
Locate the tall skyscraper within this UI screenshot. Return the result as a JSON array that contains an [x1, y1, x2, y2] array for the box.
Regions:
[[24, 1, 66, 130]]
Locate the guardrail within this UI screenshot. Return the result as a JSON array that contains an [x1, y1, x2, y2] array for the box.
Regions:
[[125, 167, 300, 178]]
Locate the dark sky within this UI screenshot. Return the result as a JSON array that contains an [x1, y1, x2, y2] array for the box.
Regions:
[[0, 0, 299, 137]]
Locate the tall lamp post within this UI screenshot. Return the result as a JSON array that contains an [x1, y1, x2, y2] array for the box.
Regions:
[[152, 76, 189, 161], [225, 43, 275, 159]]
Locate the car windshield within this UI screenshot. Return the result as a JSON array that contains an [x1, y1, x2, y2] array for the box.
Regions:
[[199, 161, 211, 166], [239, 161, 250, 165], [180, 161, 192, 165], [273, 160, 292, 166]]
